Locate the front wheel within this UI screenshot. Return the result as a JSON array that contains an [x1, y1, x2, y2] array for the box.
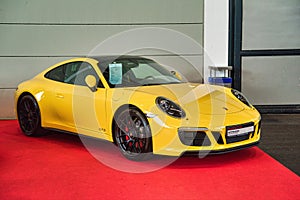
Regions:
[[17, 95, 44, 136], [114, 108, 152, 161]]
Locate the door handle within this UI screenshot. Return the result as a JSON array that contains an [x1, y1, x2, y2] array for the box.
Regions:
[[56, 93, 64, 99]]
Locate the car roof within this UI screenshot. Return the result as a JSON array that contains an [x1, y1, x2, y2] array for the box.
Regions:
[[89, 55, 154, 71], [90, 55, 152, 63]]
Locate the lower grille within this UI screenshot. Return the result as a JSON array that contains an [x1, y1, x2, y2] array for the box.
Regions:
[[225, 122, 254, 144], [178, 128, 211, 146], [226, 135, 250, 144], [212, 131, 224, 144]]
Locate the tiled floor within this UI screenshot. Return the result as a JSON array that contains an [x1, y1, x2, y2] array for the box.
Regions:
[[259, 114, 300, 176]]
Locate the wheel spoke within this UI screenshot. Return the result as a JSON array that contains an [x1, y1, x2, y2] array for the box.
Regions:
[[18, 110, 27, 120], [24, 100, 31, 112], [131, 140, 137, 153], [24, 121, 31, 131], [28, 120, 34, 131], [117, 117, 132, 134]]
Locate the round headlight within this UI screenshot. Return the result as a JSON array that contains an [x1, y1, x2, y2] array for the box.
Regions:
[[231, 89, 252, 107], [156, 97, 186, 118]]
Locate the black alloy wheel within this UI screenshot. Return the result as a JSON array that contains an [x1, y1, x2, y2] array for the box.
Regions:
[[114, 108, 152, 161], [17, 95, 44, 136]]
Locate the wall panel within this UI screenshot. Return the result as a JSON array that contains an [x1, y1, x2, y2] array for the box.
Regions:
[[0, 57, 73, 88], [0, 0, 203, 24], [242, 56, 300, 105], [243, 0, 300, 50], [0, 24, 203, 56]]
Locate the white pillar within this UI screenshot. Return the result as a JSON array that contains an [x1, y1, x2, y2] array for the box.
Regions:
[[203, 0, 229, 83]]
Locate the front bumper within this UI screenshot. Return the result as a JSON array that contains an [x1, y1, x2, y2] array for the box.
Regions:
[[150, 116, 261, 156], [182, 141, 259, 156]]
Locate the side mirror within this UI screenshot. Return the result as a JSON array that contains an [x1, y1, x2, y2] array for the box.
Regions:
[[85, 75, 97, 92], [170, 70, 182, 80]]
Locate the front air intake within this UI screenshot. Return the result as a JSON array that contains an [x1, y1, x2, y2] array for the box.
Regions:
[[178, 128, 211, 146]]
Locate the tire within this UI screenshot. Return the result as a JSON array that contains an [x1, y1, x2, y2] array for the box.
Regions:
[[17, 95, 44, 136], [114, 108, 153, 161]]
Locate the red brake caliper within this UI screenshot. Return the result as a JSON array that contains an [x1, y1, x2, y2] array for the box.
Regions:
[[124, 126, 133, 147]]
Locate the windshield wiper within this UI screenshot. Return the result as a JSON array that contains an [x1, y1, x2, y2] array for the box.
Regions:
[[142, 82, 182, 86], [142, 83, 161, 86]]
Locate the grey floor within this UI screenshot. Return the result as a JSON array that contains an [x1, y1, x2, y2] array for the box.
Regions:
[[259, 114, 300, 176]]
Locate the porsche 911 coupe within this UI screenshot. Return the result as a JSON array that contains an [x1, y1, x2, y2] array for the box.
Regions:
[[15, 56, 261, 160]]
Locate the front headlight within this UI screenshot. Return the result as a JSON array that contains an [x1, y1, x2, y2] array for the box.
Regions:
[[231, 89, 252, 107], [156, 97, 186, 118]]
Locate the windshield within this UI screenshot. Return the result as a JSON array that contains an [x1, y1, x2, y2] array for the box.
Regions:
[[97, 57, 183, 88]]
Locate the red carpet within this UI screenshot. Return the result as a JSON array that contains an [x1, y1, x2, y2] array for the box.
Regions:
[[0, 120, 299, 200]]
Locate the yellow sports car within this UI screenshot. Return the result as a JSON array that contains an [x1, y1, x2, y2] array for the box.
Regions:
[[15, 56, 261, 160]]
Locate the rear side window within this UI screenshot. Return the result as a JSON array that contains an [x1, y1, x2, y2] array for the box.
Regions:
[[45, 62, 104, 88], [45, 65, 65, 82]]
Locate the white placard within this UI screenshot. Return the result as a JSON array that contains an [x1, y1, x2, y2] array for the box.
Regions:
[[227, 126, 254, 137], [109, 63, 122, 84]]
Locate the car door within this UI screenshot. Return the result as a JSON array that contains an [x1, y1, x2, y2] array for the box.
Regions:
[[71, 62, 108, 139]]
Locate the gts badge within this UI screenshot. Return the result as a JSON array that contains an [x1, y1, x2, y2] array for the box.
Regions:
[[99, 128, 106, 132]]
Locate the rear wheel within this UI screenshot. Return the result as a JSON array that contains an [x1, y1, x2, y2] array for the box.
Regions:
[[114, 108, 152, 161], [17, 95, 44, 136]]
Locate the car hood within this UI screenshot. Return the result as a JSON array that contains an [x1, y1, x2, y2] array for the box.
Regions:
[[123, 83, 246, 115]]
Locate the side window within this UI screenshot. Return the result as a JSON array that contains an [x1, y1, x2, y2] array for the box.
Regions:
[[64, 62, 82, 84], [45, 65, 65, 82], [45, 62, 104, 88], [72, 62, 97, 86]]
